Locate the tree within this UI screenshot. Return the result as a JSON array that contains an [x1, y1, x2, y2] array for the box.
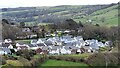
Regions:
[[78, 21, 84, 27], [95, 24, 100, 27], [2, 19, 21, 40], [20, 22, 25, 27], [101, 17, 105, 22], [62, 19, 78, 30], [2, 19, 9, 25]]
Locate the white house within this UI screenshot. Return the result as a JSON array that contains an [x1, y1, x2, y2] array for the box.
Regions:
[[37, 38, 46, 44], [17, 46, 28, 50], [97, 42, 105, 47], [44, 41, 54, 46], [60, 46, 71, 54], [28, 44, 38, 50], [0, 48, 7, 55], [31, 39, 38, 44], [74, 40, 86, 48], [0, 48, 11, 55], [4, 39, 12, 44], [74, 36, 83, 41], [82, 46, 92, 53], [22, 28, 31, 32], [8, 44, 13, 49], [2, 43, 13, 49], [105, 41, 112, 46], [16, 43, 29, 50], [49, 46, 60, 55], [85, 39, 98, 45], [16, 43, 29, 47], [64, 30, 71, 33]]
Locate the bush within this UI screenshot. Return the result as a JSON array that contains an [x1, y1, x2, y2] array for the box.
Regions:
[[79, 58, 85, 62], [18, 57, 32, 67], [30, 58, 39, 67], [0, 56, 6, 65], [1, 64, 14, 68], [6, 60, 24, 68], [30, 54, 48, 67], [86, 53, 118, 66], [48, 56, 86, 63]]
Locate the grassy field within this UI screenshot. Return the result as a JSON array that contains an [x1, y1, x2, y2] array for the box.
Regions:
[[74, 4, 118, 27], [15, 39, 31, 44], [38, 60, 89, 68], [52, 53, 92, 59]]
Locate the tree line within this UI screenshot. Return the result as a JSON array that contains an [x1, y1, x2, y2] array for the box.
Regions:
[[2, 19, 119, 47]]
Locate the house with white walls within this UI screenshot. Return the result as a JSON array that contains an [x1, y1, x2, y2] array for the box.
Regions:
[[74, 36, 83, 41], [4, 39, 12, 44], [49, 46, 61, 55]]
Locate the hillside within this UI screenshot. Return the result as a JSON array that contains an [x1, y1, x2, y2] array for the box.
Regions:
[[74, 4, 118, 27], [0, 3, 119, 27]]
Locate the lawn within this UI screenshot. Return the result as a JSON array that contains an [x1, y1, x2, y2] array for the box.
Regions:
[[51, 53, 92, 59], [33, 54, 46, 58], [38, 60, 89, 68], [15, 39, 31, 44]]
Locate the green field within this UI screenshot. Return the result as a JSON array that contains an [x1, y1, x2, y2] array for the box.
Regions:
[[38, 60, 89, 68], [15, 39, 31, 44], [54, 53, 92, 59], [1, 4, 119, 27], [73, 4, 118, 27]]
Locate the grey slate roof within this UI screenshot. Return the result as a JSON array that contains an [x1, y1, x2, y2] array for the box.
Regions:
[[0, 48, 3, 51], [28, 44, 37, 47], [2, 43, 10, 47], [49, 46, 61, 50], [37, 43, 46, 47], [3, 48, 11, 54], [90, 43, 99, 49], [32, 39, 38, 43], [64, 46, 78, 50], [44, 41, 53, 46], [42, 46, 49, 50], [82, 46, 91, 50]]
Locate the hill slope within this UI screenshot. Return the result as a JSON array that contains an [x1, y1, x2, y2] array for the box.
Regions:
[[1, 3, 119, 27], [74, 4, 118, 27]]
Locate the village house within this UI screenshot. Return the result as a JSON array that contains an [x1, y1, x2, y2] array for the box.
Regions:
[[0, 48, 5, 55], [85, 39, 98, 45], [16, 43, 29, 50], [0, 43, 13, 49], [41, 46, 49, 54], [74, 36, 83, 41], [36, 48, 42, 54], [82, 46, 92, 53], [28, 44, 38, 50], [28, 35, 111, 55], [60, 46, 71, 54], [31, 39, 38, 44], [0, 48, 11, 55], [49, 46, 61, 55], [22, 27, 31, 32], [105, 41, 112, 46], [4, 39, 12, 44], [74, 40, 86, 48], [44, 40, 54, 46]]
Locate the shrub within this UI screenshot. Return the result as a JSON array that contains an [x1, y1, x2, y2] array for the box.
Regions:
[[18, 57, 32, 67], [48, 56, 85, 63], [6, 60, 24, 68], [79, 58, 85, 62], [0, 56, 6, 65], [86, 53, 118, 66], [1, 64, 14, 68], [30, 58, 39, 67]]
